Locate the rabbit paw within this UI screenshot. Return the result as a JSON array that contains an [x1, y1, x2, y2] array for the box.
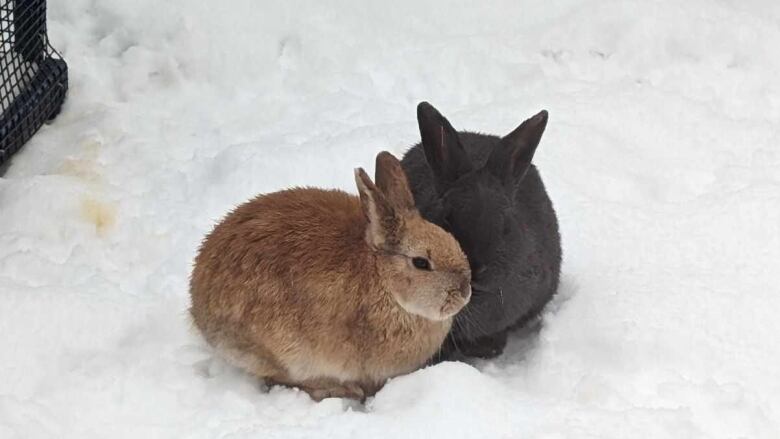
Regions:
[[305, 381, 365, 402], [442, 330, 508, 360]]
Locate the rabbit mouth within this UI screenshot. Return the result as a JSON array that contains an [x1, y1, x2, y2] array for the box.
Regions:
[[439, 288, 471, 319]]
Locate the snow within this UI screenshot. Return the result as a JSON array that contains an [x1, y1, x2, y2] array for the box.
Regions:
[[1, 0, 779, 437]]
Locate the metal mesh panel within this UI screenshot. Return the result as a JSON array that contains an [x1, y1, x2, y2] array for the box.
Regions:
[[0, 0, 67, 167]]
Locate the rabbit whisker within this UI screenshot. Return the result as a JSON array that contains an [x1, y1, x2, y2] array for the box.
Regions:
[[458, 305, 490, 339], [449, 320, 465, 354], [473, 286, 505, 307]]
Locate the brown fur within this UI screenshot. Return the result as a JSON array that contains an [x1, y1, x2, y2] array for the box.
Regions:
[[190, 151, 471, 400]]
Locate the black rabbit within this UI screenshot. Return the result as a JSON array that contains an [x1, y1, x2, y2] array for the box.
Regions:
[[401, 102, 561, 359]]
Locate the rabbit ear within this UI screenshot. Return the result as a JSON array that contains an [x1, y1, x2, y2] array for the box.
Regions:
[[417, 102, 473, 190], [355, 167, 403, 249], [374, 151, 415, 212], [486, 110, 548, 187]]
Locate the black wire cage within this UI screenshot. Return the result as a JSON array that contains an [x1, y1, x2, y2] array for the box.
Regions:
[[0, 0, 67, 167]]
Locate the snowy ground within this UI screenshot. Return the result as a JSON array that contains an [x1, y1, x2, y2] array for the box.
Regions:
[[1, 0, 779, 437]]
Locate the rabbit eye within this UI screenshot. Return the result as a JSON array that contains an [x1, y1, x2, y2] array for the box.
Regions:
[[412, 257, 431, 270]]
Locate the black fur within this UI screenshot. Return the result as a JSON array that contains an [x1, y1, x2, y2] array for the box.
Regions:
[[402, 102, 561, 359]]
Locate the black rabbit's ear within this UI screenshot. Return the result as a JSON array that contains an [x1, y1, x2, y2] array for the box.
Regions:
[[417, 102, 473, 190], [486, 110, 548, 187]]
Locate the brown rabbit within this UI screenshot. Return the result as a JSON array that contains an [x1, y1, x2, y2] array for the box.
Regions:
[[190, 151, 471, 401]]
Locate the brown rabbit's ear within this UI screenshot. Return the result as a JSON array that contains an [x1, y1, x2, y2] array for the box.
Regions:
[[355, 167, 402, 249], [374, 151, 415, 212]]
